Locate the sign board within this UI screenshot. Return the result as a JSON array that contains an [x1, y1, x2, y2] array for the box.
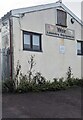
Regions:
[[59, 45, 65, 54], [45, 24, 75, 40]]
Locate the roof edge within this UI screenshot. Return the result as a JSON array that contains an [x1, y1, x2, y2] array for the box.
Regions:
[[11, 2, 61, 16], [1, 1, 83, 26], [61, 3, 83, 26]]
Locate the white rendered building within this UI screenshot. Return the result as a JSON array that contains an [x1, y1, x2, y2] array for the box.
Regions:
[[0, 1, 83, 80]]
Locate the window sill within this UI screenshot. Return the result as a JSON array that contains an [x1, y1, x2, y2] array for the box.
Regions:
[[77, 54, 83, 56], [23, 49, 43, 53], [56, 24, 67, 28]]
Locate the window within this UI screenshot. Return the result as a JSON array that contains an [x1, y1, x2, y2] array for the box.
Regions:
[[57, 9, 67, 27], [24, 34, 31, 49], [23, 31, 42, 52], [77, 41, 83, 55]]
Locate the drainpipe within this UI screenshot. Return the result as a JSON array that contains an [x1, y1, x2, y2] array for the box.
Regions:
[[9, 17, 13, 80]]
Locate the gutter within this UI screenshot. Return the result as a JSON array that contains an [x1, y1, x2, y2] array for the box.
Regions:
[[9, 17, 13, 80]]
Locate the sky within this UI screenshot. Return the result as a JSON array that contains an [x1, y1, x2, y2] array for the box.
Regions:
[[0, 0, 82, 19]]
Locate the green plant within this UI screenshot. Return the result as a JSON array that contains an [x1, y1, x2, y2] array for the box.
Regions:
[[17, 79, 31, 93], [53, 78, 58, 83], [3, 63, 83, 93], [2, 79, 15, 93], [33, 72, 46, 85], [59, 77, 64, 83], [73, 78, 83, 86], [66, 66, 73, 80], [15, 60, 21, 87], [19, 73, 28, 81], [28, 55, 36, 82]]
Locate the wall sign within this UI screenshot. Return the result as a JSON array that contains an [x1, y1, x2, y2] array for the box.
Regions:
[[45, 24, 75, 40], [59, 45, 65, 54]]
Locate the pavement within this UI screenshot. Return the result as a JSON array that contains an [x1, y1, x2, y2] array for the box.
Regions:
[[2, 86, 82, 118]]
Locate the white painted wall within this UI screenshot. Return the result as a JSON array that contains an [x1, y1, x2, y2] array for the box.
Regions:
[[12, 7, 82, 80]]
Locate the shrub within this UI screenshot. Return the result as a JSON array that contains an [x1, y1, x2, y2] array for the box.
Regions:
[[62, 81, 70, 89], [28, 55, 36, 82], [66, 66, 73, 80], [33, 72, 46, 85], [2, 62, 83, 93], [53, 78, 58, 83], [2, 79, 15, 93], [74, 78, 83, 86], [67, 78, 74, 86], [17, 79, 32, 93], [66, 77, 83, 87], [2, 77, 83, 93]]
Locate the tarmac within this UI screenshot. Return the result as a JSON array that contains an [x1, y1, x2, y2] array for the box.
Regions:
[[2, 86, 82, 118]]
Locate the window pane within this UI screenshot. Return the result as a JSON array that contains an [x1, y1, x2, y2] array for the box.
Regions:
[[32, 35, 40, 50], [23, 31, 42, 51], [82, 42, 83, 54], [77, 42, 81, 54], [24, 34, 31, 49], [57, 10, 67, 26]]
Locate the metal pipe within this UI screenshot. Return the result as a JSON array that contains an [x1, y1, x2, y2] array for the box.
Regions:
[[9, 18, 13, 80]]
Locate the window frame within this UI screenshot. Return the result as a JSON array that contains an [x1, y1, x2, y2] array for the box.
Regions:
[[23, 31, 42, 52], [56, 9, 67, 27], [77, 40, 83, 56], [23, 32, 31, 50]]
